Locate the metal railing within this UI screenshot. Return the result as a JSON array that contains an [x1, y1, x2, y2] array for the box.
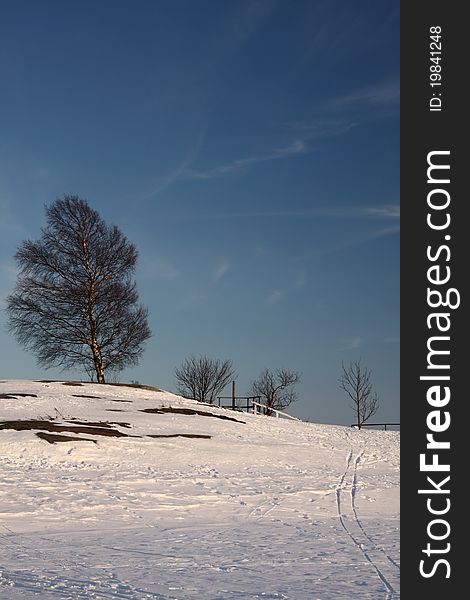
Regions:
[[216, 396, 300, 421], [252, 401, 301, 421], [217, 395, 261, 411], [350, 423, 400, 431]]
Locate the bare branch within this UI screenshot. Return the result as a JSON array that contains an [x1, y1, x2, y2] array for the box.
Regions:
[[6, 195, 151, 383], [338, 360, 379, 428], [251, 368, 300, 415], [175, 355, 236, 403]]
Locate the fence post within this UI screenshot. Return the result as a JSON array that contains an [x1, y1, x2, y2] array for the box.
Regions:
[[232, 381, 236, 410]]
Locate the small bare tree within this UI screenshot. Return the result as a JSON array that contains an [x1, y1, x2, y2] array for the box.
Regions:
[[339, 361, 379, 429], [6, 196, 151, 383], [175, 355, 235, 403], [251, 368, 300, 416]]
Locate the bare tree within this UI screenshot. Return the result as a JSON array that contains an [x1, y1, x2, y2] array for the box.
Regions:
[[339, 361, 379, 429], [251, 368, 301, 416], [6, 195, 151, 383], [175, 355, 235, 403]]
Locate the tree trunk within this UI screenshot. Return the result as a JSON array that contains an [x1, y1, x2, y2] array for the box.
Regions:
[[95, 362, 105, 384], [83, 241, 106, 383], [91, 340, 105, 384]]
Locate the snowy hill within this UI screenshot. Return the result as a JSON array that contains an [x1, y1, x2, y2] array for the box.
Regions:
[[0, 380, 399, 599]]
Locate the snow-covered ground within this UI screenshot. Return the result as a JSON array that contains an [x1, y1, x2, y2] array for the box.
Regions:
[[0, 380, 399, 599]]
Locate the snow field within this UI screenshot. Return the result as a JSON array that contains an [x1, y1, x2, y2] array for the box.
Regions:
[[0, 381, 399, 599]]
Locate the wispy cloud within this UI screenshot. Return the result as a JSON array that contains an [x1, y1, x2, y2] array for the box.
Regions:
[[174, 291, 208, 312], [318, 224, 400, 256], [183, 139, 309, 180], [285, 118, 357, 138], [342, 336, 367, 350], [341, 333, 399, 350], [204, 204, 400, 221], [362, 206, 400, 219], [213, 261, 230, 282], [267, 289, 284, 305], [145, 114, 356, 190], [367, 224, 401, 238], [139, 257, 181, 280], [223, 0, 280, 54], [334, 79, 399, 108], [142, 159, 193, 201], [142, 134, 205, 200], [294, 268, 307, 287]]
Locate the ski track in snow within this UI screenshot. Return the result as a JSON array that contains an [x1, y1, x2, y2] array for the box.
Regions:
[[0, 380, 399, 599], [334, 432, 400, 599], [350, 455, 400, 573]]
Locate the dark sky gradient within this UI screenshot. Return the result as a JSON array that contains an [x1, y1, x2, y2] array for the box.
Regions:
[[0, 1, 399, 424]]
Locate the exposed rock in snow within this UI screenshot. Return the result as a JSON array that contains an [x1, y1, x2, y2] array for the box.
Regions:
[[0, 380, 399, 599]]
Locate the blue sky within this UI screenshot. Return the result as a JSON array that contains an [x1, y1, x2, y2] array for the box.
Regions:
[[0, 0, 399, 424]]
